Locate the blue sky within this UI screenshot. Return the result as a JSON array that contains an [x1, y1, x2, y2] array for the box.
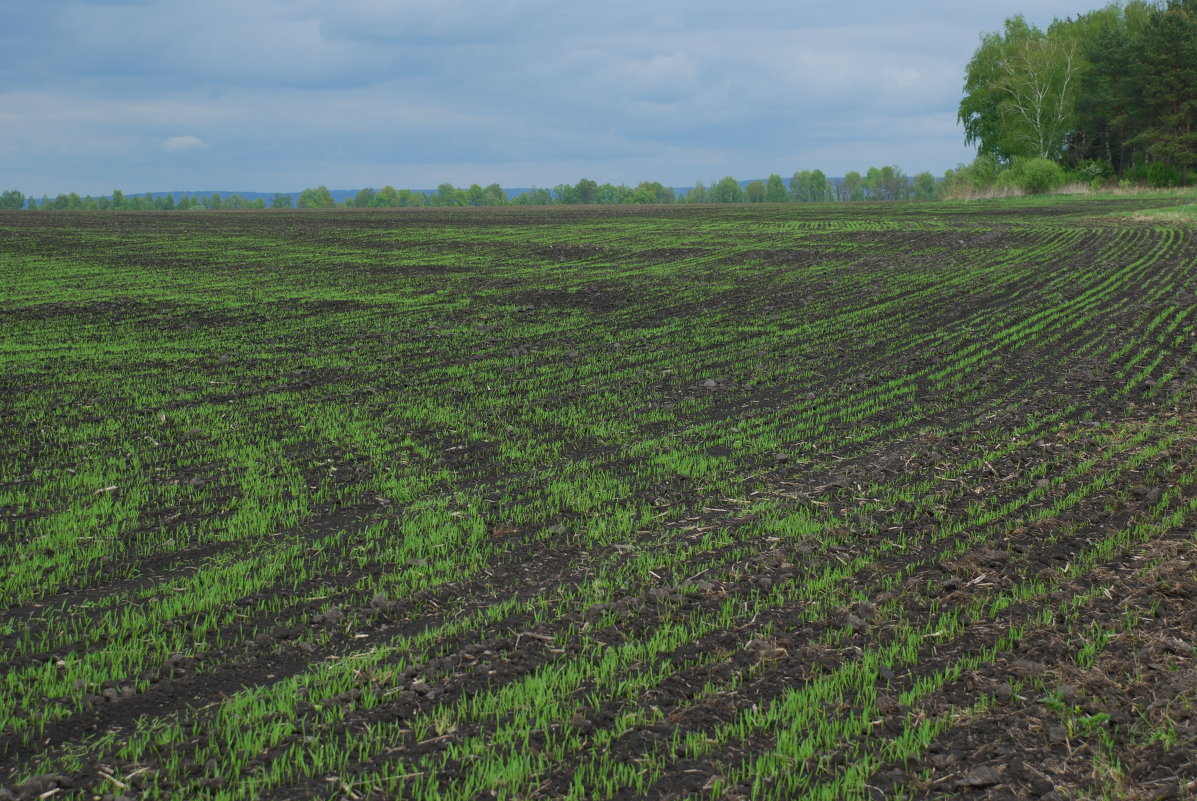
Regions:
[[1, 0, 1100, 196]]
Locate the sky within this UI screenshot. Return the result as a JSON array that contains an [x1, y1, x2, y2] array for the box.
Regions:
[[1, 0, 1103, 196]]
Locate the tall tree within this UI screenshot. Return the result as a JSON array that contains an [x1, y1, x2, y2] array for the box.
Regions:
[[298, 187, 332, 208], [434, 183, 468, 206], [0, 190, 24, 209], [764, 174, 787, 202], [596, 183, 623, 204], [513, 187, 553, 206], [573, 178, 598, 205], [864, 167, 883, 199], [271, 192, 293, 209], [353, 187, 376, 207], [552, 184, 576, 204], [1073, 10, 1138, 171], [627, 185, 655, 204], [482, 183, 507, 206], [999, 33, 1081, 160], [789, 170, 813, 201], [960, 15, 1081, 162], [841, 171, 864, 201], [710, 176, 745, 203], [396, 189, 426, 207], [864, 166, 909, 200], [1133, 0, 1197, 184], [370, 186, 395, 207], [809, 170, 831, 202], [912, 172, 939, 201]]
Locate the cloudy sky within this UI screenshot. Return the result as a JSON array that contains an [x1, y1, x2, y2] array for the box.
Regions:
[[2, 0, 1099, 196]]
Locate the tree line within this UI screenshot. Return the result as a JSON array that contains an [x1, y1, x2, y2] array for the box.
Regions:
[[2, 190, 272, 211], [1, 167, 942, 212], [955, 0, 1197, 192]]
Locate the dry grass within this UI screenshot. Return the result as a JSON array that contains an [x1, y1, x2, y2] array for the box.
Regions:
[[941, 185, 1025, 201]]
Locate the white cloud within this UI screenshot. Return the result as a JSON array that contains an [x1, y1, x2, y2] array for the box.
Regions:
[[162, 135, 208, 153]]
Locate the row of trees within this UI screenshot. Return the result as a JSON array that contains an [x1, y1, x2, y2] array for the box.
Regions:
[[12, 191, 271, 211], [2, 166, 945, 212], [959, 0, 1197, 187], [328, 168, 940, 209], [682, 169, 937, 203]]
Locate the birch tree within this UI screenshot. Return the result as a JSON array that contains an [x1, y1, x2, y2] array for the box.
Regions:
[[959, 16, 1082, 162], [994, 35, 1081, 160]]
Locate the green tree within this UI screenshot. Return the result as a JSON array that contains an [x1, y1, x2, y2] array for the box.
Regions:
[[1066, 3, 1153, 173], [111, 189, 126, 210], [482, 183, 507, 206], [745, 179, 766, 202], [635, 181, 674, 204], [912, 171, 939, 201], [764, 174, 787, 202], [864, 167, 883, 199], [271, 192, 293, 209], [710, 176, 745, 203], [512, 187, 553, 206], [789, 170, 813, 201], [1133, 0, 1197, 184], [353, 187, 376, 207], [595, 183, 621, 204], [0, 189, 24, 210], [789, 170, 831, 202], [841, 171, 864, 201], [809, 170, 831, 202], [573, 178, 598, 204], [960, 16, 1036, 161], [999, 156, 1067, 193], [394, 189, 419, 207], [372, 186, 398, 207], [941, 154, 1002, 196], [864, 166, 908, 200], [626, 186, 652, 204], [889, 166, 910, 200], [684, 180, 708, 203], [960, 15, 1082, 162], [298, 186, 335, 208]]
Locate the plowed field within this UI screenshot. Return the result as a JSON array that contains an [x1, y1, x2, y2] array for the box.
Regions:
[[2, 197, 1197, 801]]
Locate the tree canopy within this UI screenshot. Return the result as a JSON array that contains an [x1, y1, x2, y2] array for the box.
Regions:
[[960, 0, 1197, 184]]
